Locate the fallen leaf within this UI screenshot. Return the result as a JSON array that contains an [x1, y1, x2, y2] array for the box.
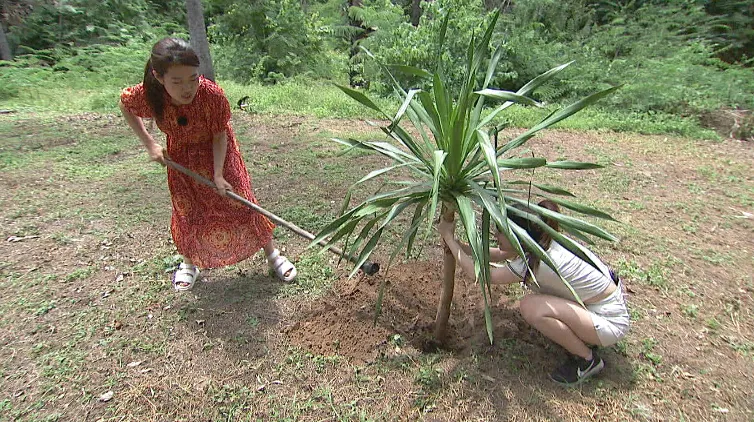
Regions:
[[115, 273, 124, 283], [99, 391, 114, 402], [126, 361, 142, 368]]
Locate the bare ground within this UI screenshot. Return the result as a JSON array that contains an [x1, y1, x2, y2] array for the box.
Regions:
[[0, 112, 752, 421]]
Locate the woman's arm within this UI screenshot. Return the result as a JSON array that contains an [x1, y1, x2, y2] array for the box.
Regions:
[[458, 242, 514, 263], [437, 220, 520, 285], [212, 131, 233, 195], [119, 101, 164, 165]]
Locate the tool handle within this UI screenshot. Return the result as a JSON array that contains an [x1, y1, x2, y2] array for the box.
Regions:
[[163, 158, 379, 275]]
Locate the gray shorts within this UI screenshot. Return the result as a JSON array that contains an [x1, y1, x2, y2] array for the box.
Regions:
[[586, 284, 630, 347]]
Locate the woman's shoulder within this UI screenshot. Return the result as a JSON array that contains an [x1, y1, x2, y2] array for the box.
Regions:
[[121, 82, 145, 97], [198, 76, 225, 97]]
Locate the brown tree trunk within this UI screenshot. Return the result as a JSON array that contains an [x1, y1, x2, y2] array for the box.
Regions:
[[0, 0, 11, 60], [410, 0, 422, 26], [0, 23, 11, 61], [186, 0, 215, 81], [433, 206, 456, 343]]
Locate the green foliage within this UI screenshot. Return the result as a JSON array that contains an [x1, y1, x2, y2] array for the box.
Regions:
[[704, 0, 754, 65], [6, 0, 185, 60], [208, 0, 331, 83], [495, 0, 754, 118], [0, 40, 150, 110], [363, 0, 493, 94], [3, 0, 753, 138]]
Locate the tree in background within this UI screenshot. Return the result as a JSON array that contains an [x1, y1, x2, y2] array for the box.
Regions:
[[207, 0, 326, 83], [346, 0, 376, 87], [186, 0, 215, 80], [0, 0, 12, 60], [704, 0, 754, 65]]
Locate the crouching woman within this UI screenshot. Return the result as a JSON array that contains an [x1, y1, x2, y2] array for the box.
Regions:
[[437, 200, 629, 386]]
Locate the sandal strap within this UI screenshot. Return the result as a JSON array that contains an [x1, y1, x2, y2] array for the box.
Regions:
[[270, 255, 290, 270], [178, 263, 197, 272]]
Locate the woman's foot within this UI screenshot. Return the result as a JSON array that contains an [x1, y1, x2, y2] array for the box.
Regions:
[[267, 249, 297, 282], [550, 351, 604, 386], [173, 263, 199, 291]]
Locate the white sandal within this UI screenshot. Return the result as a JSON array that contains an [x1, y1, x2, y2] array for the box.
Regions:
[[173, 263, 199, 291], [267, 249, 297, 282]]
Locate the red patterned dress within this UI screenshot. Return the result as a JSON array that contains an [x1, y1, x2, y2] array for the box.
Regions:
[[120, 77, 274, 268]]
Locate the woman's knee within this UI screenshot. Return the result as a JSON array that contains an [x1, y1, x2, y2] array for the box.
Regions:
[[519, 294, 545, 323]]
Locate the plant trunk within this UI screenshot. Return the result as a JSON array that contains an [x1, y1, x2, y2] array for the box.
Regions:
[[410, 0, 422, 26], [0, 23, 11, 61], [434, 207, 456, 343], [347, 0, 367, 88], [186, 0, 215, 81]]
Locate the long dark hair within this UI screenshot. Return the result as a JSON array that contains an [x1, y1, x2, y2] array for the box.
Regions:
[[508, 199, 560, 283], [143, 37, 200, 122]]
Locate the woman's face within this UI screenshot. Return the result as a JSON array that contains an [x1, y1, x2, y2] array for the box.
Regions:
[[155, 65, 200, 105]]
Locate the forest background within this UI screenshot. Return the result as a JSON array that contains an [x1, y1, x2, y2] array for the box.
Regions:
[[1, 0, 753, 139]]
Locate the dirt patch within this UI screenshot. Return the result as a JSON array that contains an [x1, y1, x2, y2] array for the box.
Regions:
[[700, 108, 753, 141], [287, 261, 551, 364]]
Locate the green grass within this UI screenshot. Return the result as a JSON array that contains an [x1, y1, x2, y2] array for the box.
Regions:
[[0, 42, 723, 139], [278, 251, 338, 298], [614, 258, 668, 290], [492, 105, 720, 140]]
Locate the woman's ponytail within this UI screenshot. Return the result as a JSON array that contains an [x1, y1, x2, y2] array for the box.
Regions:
[[513, 199, 562, 284], [537, 199, 560, 232], [143, 58, 165, 122]]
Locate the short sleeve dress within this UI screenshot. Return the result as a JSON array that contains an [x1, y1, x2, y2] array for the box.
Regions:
[[120, 77, 274, 268]]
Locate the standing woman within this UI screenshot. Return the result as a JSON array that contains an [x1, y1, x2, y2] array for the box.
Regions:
[[438, 200, 629, 386], [119, 37, 296, 290]]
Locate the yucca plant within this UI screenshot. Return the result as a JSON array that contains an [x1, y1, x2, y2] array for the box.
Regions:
[[311, 11, 620, 344]]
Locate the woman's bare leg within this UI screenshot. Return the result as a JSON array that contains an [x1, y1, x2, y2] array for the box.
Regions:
[[519, 294, 601, 359]]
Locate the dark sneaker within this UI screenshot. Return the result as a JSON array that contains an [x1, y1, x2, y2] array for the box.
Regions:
[[550, 352, 605, 386]]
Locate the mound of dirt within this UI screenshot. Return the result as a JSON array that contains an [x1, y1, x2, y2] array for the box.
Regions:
[[699, 108, 753, 141], [285, 261, 547, 363]]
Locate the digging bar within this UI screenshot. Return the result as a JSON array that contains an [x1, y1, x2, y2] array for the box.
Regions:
[[164, 158, 379, 275]]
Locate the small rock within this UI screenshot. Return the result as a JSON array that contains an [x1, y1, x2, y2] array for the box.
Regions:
[[99, 391, 114, 402]]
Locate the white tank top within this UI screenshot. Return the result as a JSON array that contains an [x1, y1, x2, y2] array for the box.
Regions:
[[506, 241, 613, 302]]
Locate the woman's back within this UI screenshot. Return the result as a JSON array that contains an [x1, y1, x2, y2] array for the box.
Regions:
[[508, 241, 613, 302]]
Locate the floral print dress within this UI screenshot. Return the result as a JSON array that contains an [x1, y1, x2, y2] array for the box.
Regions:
[[120, 77, 274, 268]]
